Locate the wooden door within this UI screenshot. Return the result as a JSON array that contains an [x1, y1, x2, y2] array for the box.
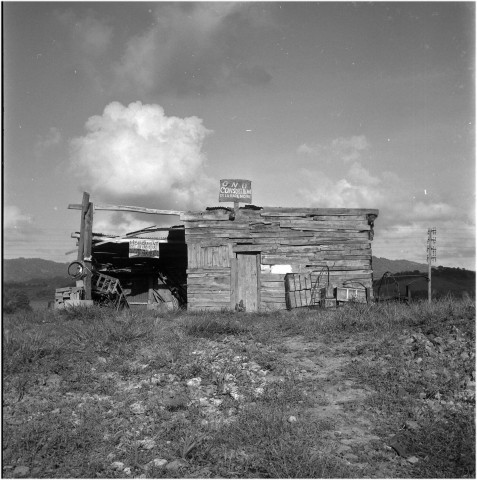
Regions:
[[236, 253, 260, 312]]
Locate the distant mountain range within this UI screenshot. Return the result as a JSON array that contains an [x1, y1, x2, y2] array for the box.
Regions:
[[3, 257, 474, 302], [372, 257, 428, 279], [3, 258, 70, 283], [2, 256, 463, 284]]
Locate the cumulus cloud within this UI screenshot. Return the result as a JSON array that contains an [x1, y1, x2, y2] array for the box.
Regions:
[[297, 135, 370, 163], [296, 157, 474, 267], [112, 3, 273, 96], [295, 134, 474, 268], [70, 101, 214, 209], [298, 168, 384, 209]]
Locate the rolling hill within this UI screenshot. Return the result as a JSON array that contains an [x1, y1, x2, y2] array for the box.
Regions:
[[372, 257, 428, 280], [3, 258, 70, 283]]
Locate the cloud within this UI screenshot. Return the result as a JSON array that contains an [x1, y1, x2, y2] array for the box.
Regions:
[[55, 9, 113, 91], [297, 135, 370, 163], [36, 127, 61, 151], [348, 162, 381, 186], [297, 143, 323, 156], [331, 135, 370, 162], [92, 212, 160, 236], [411, 202, 456, 221], [56, 10, 113, 57], [112, 3, 273, 96], [70, 101, 214, 209], [298, 167, 384, 209], [296, 160, 474, 267], [4, 206, 40, 244]]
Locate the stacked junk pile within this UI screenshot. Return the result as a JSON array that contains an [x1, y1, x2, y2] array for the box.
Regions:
[[55, 193, 186, 312]]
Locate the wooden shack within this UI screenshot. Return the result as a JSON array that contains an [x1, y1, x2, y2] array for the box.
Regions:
[[180, 206, 378, 312], [67, 193, 378, 312]]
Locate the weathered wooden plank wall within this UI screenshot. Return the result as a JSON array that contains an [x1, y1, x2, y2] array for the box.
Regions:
[[181, 207, 378, 312]]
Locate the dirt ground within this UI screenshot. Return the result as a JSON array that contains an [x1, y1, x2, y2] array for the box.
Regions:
[[268, 334, 413, 478]]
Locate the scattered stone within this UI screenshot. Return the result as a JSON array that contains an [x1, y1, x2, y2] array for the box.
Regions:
[[123, 467, 132, 475], [407, 456, 419, 464], [148, 459, 168, 468], [130, 402, 146, 414], [288, 415, 297, 423], [137, 438, 156, 450], [186, 377, 202, 387], [45, 374, 62, 388], [13, 466, 30, 476], [111, 461, 125, 471], [405, 420, 420, 431], [165, 459, 188, 471]]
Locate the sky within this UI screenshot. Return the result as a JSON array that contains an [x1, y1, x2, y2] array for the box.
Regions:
[[3, 1, 475, 270]]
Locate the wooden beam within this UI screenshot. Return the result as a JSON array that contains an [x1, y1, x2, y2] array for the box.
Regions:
[[260, 208, 379, 217], [94, 203, 182, 215], [70, 203, 182, 215]]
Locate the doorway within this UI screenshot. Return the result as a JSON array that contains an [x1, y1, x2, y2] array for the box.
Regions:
[[235, 253, 260, 312]]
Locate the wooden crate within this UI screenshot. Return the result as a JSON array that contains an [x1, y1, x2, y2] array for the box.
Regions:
[[320, 298, 337, 308], [54, 287, 85, 309], [335, 287, 367, 303]]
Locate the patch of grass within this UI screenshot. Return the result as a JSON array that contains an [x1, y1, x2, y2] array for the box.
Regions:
[[65, 309, 155, 356], [211, 379, 351, 478], [183, 313, 249, 339]]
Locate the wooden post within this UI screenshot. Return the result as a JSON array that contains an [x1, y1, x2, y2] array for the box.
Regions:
[[428, 259, 432, 304], [77, 192, 90, 262], [406, 285, 412, 304], [83, 201, 93, 300], [148, 275, 154, 305]]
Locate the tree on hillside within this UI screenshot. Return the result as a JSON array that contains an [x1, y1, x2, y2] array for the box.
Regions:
[[3, 289, 32, 314]]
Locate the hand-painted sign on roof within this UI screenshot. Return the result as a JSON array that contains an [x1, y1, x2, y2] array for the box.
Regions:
[[129, 239, 160, 258], [219, 179, 252, 203]]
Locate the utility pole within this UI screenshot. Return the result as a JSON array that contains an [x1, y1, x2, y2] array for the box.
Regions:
[[427, 227, 437, 303]]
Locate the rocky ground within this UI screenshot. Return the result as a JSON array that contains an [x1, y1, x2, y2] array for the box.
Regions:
[[3, 303, 475, 478]]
